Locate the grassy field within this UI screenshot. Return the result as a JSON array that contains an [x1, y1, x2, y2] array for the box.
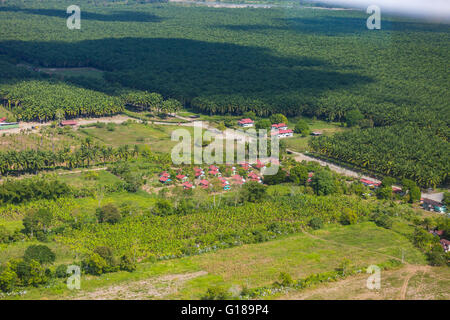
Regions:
[[6, 221, 432, 300], [284, 118, 346, 153], [57, 170, 122, 189], [279, 265, 450, 300], [76, 122, 196, 153]]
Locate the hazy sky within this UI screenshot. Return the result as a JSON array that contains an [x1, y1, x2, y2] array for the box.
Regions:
[[311, 0, 450, 22]]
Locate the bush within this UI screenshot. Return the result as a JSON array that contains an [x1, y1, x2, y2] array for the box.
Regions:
[[23, 245, 56, 265], [97, 204, 121, 224], [294, 119, 310, 136], [309, 217, 324, 230], [0, 268, 18, 293], [277, 272, 294, 287], [239, 181, 267, 203], [427, 245, 447, 266], [310, 170, 337, 196], [201, 286, 232, 300], [373, 214, 393, 229], [119, 254, 136, 272], [345, 109, 364, 127], [55, 264, 68, 278], [93, 246, 117, 268], [340, 208, 358, 225], [82, 253, 108, 276]]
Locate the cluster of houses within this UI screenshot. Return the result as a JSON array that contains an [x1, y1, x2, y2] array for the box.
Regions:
[[429, 229, 450, 253], [237, 118, 294, 138], [359, 179, 447, 214], [158, 161, 265, 191]]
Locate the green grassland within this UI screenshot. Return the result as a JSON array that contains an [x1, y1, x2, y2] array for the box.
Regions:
[[4, 221, 432, 300]]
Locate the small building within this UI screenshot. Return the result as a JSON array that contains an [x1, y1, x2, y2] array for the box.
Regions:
[[311, 131, 322, 136], [422, 198, 447, 213], [0, 117, 6, 122], [159, 176, 171, 183], [232, 175, 245, 185], [238, 118, 254, 128], [176, 174, 187, 181], [360, 178, 381, 188], [199, 180, 210, 189], [440, 239, 450, 253], [60, 120, 78, 126], [240, 162, 250, 171], [271, 123, 288, 131], [271, 129, 294, 138], [182, 181, 193, 190]]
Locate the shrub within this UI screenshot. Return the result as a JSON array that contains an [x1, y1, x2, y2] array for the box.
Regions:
[[277, 272, 294, 287], [0, 269, 18, 293], [97, 204, 121, 224], [201, 286, 232, 300], [294, 119, 310, 136], [82, 253, 108, 276], [239, 181, 267, 203], [309, 217, 324, 230], [23, 245, 56, 265], [340, 208, 358, 225], [310, 170, 337, 196], [55, 264, 68, 278], [119, 254, 136, 272]]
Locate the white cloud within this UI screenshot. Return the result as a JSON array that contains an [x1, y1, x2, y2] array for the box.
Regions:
[[311, 0, 450, 22]]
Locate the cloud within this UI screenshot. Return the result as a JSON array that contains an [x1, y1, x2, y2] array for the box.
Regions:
[[310, 0, 450, 22]]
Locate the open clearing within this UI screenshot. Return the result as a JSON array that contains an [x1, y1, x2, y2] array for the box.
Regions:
[[13, 222, 436, 300], [280, 265, 450, 300]]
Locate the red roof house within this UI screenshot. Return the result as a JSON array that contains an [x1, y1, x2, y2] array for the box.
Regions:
[[182, 181, 193, 189], [238, 118, 254, 127], [60, 120, 77, 126], [271, 123, 288, 130], [176, 174, 186, 180], [199, 180, 209, 188]]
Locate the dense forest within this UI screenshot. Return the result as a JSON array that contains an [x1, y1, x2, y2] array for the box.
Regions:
[[309, 126, 450, 188], [0, 1, 448, 185]]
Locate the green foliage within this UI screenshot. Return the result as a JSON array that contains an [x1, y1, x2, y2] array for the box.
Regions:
[[270, 114, 288, 125], [2, 80, 123, 121], [239, 181, 267, 203], [345, 109, 364, 127], [119, 254, 136, 272], [376, 186, 393, 200], [97, 204, 121, 224], [55, 264, 68, 278], [22, 208, 53, 237], [294, 119, 310, 136], [309, 217, 324, 230], [82, 253, 108, 276], [201, 286, 232, 300], [0, 177, 71, 205], [152, 199, 175, 216], [23, 245, 56, 265], [255, 119, 272, 130], [289, 164, 309, 185], [263, 169, 287, 185], [340, 208, 358, 225], [443, 192, 450, 206], [310, 170, 336, 196], [310, 126, 449, 187]]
